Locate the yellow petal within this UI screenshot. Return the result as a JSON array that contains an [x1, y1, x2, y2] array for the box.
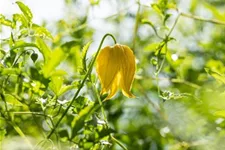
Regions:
[[105, 72, 120, 99], [118, 45, 135, 98], [96, 44, 136, 99], [96, 46, 120, 95]]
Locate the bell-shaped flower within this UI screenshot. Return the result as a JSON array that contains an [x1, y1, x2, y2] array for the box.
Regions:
[[96, 44, 136, 100]]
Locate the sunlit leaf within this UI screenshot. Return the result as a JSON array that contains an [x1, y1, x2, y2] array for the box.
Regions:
[[57, 85, 76, 96], [203, 2, 225, 21], [214, 110, 225, 118], [11, 40, 38, 51], [16, 1, 33, 22], [81, 41, 92, 73], [0, 14, 13, 27], [42, 47, 67, 78], [205, 68, 225, 84], [36, 37, 51, 63], [13, 13, 28, 27], [0, 68, 21, 75], [49, 76, 63, 96], [32, 24, 53, 39]]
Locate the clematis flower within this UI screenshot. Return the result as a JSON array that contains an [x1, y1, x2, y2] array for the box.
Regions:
[[96, 44, 136, 100]]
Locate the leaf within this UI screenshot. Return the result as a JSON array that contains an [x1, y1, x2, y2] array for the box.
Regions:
[[61, 40, 78, 52], [11, 40, 38, 51], [42, 47, 67, 78], [0, 68, 21, 75], [203, 2, 225, 21], [141, 19, 162, 39], [30, 67, 50, 88], [190, 0, 198, 13], [144, 42, 161, 52], [58, 84, 78, 96], [36, 37, 51, 63], [5, 94, 25, 107], [13, 13, 28, 27], [49, 76, 63, 96], [0, 129, 6, 141], [214, 110, 225, 118], [81, 41, 92, 72], [151, 4, 162, 15], [0, 14, 13, 27], [205, 68, 225, 84], [31, 53, 38, 63], [16, 1, 33, 21], [71, 102, 96, 138], [32, 24, 53, 39]]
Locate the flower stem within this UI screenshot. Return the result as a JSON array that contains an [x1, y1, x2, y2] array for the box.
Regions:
[[47, 33, 117, 139], [110, 134, 128, 150], [132, 0, 141, 51]]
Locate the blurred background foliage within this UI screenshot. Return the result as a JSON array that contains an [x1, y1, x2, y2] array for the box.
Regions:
[[1, 0, 225, 149]]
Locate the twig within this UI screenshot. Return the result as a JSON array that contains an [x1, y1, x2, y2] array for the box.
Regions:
[[180, 12, 225, 26]]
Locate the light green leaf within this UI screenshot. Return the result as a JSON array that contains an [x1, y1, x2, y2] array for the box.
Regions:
[[36, 37, 52, 63], [144, 42, 160, 52], [203, 2, 225, 21], [32, 24, 53, 39], [13, 13, 28, 27], [0, 14, 12, 27], [205, 68, 225, 84], [81, 41, 92, 72], [214, 110, 225, 118], [58, 83, 78, 96], [42, 47, 67, 78], [49, 76, 63, 96], [16, 1, 33, 21]]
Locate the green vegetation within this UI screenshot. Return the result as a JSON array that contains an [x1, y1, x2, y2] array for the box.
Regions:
[[1, 0, 225, 149]]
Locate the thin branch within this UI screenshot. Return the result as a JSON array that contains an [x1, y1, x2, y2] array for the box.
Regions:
[[180, 12, 225, 26]]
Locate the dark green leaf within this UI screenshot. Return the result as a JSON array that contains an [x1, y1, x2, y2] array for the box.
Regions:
[[31, 53, 38, 63]]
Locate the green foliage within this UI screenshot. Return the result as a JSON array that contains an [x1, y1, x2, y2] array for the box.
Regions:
[[1, 0, 225, 150]]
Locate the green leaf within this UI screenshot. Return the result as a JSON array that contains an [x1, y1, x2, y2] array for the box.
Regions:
[[13, 13, 28, 27], [36, 37, 51, 63], [81, 41, 92, 73], [58, 83, 78, 96], [151, 4, 162, 15], [0, 68, 21, 75], [31, 53, 38, 63], [0, 129, 6, 141], [214, 110, 225, 118], [0, 14, 13, 27], [205, 68, 225, 84], [144, 42, 161, 52], [203, 2, 225, 21], [71, 102, 96, 138], [32, 24, 53, 39], [16, 1, 33, 22], [49, 76, 63, 96], [141, 19, 162, 39], [11, 40, 38, 51], [42, 47, 67, 78]]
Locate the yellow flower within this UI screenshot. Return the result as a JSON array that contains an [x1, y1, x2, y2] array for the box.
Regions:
[[96, 44, 136, 100]]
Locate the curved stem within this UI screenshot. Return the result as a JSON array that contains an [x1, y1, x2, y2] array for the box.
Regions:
[[132, 0, 141, 51], [47, 33, 117, 139], [110, 134, 128, 150]]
